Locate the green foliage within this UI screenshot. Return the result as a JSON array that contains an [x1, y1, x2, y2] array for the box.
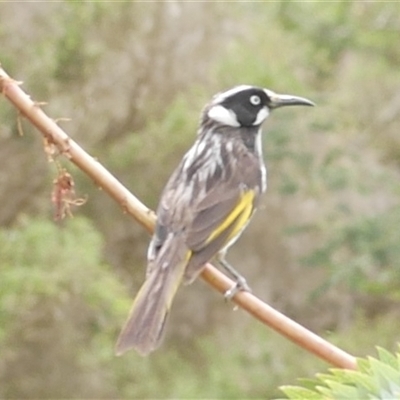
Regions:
[[0, 216, 128, 317], [304, 205, 400, 297], [29, 3, 102, 86], [281, 347, 400, 400], [0, 217, 146, 397], [2, 215, 397, 398], [192, 322, 326, 399], [213, 5, 310, 91], [106, 92, 202, 207]]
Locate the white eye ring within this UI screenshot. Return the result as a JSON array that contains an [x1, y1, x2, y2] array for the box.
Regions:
[[250, 95, 261, 106]]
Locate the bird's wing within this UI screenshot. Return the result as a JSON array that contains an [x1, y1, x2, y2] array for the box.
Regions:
[[148, 141, 262, 282], [183, 150, 261, 281], [182, 180, 258, 282], [186, 184, 256, 251]]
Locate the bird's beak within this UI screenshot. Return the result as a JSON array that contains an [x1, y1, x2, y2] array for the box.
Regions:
[[266, 90, 315, 109]]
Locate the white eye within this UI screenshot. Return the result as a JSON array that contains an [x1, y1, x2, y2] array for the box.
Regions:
[[250, 95, 261, 106]]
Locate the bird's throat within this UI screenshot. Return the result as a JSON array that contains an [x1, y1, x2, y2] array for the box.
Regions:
[[239, 127, 262, 156]]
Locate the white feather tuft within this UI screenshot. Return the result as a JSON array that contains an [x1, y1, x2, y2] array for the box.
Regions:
[[208, 105, 240, 127], [253, 107, 269, 125]]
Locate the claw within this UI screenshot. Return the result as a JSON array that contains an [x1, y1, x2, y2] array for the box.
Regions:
[[224, 276, 252, 300]]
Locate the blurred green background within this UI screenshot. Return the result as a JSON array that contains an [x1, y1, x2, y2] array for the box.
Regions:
[[1, 2, 400, 398]]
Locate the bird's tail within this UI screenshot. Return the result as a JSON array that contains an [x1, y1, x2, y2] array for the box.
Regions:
[[115, 243, 191, 356]]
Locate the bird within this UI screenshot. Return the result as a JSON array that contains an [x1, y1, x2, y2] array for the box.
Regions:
[[115, 85, 314, 356]]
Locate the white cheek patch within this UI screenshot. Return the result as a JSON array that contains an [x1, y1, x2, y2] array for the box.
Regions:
[[208, 105, 240, 127], [253, 107, 269, 125]]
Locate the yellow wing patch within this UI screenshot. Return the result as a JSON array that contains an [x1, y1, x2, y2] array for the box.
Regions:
[[206, 190, 255, 245]]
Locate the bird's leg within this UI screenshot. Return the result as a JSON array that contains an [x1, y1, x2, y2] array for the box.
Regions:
[[216, 252, 252, 300]]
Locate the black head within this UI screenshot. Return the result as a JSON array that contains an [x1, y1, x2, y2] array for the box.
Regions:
[[207, 85, 314, 128]]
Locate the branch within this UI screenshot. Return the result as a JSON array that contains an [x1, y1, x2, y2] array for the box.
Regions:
[[0, 66, 357, 370]]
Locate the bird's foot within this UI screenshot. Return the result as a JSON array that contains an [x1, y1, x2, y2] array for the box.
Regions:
[[224, 276, 252, 300]]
